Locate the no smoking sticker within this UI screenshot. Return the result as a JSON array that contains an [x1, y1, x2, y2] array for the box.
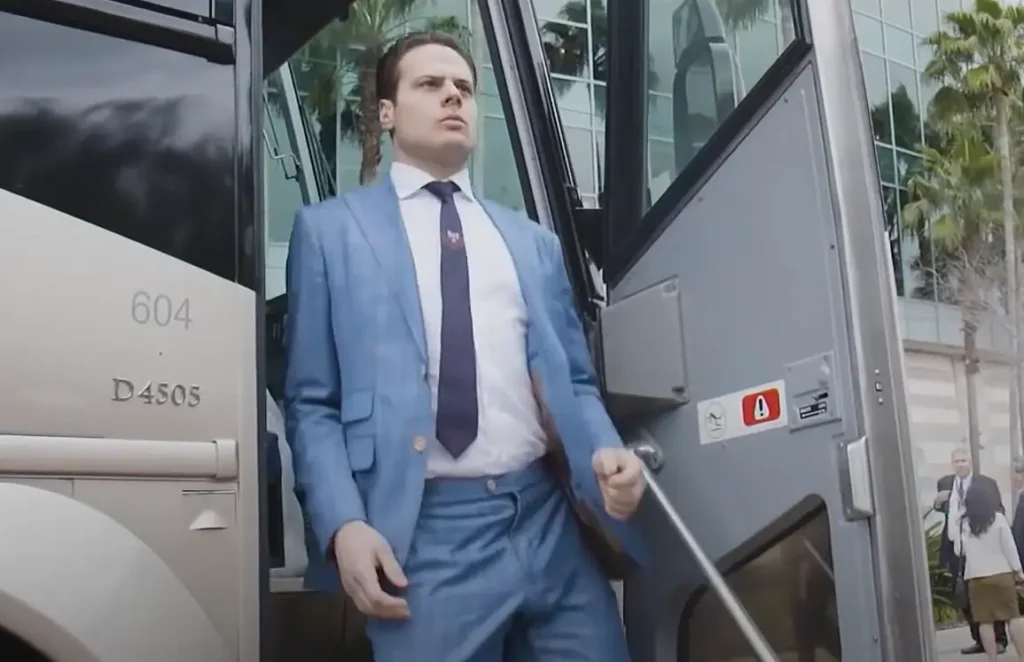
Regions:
[[697, 380, 789, 445]]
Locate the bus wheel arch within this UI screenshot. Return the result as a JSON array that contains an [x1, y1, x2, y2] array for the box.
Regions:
[[0, 483, 231, 662]]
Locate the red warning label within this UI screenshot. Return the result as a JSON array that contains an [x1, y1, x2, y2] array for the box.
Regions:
[[741, 388, 782, 427]]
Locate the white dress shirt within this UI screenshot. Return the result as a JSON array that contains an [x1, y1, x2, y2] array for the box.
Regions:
[[948, 473, 972, 554], [962, 512, 1022, 580], [391, 162, 547, 478]]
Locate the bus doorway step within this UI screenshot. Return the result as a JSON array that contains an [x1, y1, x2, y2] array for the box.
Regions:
[[268, 590, 373, 662]]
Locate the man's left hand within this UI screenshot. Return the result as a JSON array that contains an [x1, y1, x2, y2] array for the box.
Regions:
[[592, 448, 647, 520]]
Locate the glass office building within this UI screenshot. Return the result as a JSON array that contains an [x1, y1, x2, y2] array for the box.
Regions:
[[852, 0, 1016, 497], [852, 0, 1014, 350]]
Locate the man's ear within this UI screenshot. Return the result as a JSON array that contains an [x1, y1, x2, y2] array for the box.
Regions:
[[379, 99, 394, 131]]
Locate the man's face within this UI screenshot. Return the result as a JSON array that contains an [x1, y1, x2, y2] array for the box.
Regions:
[[952, 451, 971, 477], [379, 43, 477, 167]]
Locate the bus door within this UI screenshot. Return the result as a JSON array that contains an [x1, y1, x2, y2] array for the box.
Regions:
[[487, 0, 936, 660]]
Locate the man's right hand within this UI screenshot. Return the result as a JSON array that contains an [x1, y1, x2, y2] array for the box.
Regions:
[[333, 521, 410, 620], [934, 490, 951, 508]]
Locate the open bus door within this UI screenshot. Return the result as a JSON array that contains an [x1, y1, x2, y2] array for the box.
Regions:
[[487, 0, 936, 660]]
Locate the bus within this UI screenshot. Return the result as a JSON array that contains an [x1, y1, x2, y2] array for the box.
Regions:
[[0, 0, 934, 660]]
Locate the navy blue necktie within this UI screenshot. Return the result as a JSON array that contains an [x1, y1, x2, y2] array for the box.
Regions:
[[424, 180, 478, 458]]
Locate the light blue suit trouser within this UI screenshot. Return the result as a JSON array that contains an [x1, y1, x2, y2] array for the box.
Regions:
[[365, 460, 631, 662]]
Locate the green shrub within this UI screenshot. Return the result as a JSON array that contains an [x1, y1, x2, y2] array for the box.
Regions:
[[924, 516, 959, 625], [922, 507, 962, 626]]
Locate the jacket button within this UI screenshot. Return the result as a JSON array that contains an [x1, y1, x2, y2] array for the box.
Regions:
[[413, 436, 427, 452]]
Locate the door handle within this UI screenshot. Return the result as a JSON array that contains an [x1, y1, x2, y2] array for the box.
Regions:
[[628, 436, 781, 662], [625, 429, 665, 474]]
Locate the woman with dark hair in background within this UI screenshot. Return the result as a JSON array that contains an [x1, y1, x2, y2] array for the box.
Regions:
[[962, 481, 1024, 661]]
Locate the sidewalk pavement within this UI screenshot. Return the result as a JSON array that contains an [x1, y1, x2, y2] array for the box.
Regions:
[[938, 626, 1016, 660]]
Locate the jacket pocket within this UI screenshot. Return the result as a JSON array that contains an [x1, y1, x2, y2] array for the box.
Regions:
[[341, 390, 374, 423], [346, 434, 375, 472], [342, 390, 375, 472]]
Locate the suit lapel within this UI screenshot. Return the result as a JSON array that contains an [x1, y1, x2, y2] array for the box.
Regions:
[[342, 178, 427, 360], [482, 202, 554, 409], [341, 190, 550, 368], [482, 203, 564, 434], [481, 201, 546, 337], [483, 202, 568, 411]]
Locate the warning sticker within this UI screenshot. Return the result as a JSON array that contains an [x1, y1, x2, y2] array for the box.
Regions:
[[697, 380, 789, 445], [798, 398, 828, 421]]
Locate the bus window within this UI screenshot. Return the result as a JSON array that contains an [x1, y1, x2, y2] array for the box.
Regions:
[[0, 11, 237, 286], [647, 0, 798, 206], [678, 501, 840, 662]]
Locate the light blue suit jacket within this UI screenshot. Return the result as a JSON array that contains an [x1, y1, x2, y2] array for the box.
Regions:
[[283, 177, 645, 593]]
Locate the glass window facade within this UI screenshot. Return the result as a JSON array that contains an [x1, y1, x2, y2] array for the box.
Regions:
[[853, 0, 958, 302], [284, 0, 533, 210], [263, 0, 532, 296], [271, 0, 614, 231]]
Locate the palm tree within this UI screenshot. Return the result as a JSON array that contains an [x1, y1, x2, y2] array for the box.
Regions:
[[904, 127, 1001, 469], [541, 0, 602, 80], [924, 0, 1024, 457], [295, 0, 468, 185]]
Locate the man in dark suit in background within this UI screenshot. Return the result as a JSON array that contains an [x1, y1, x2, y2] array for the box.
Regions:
[[935, 447, 1007, 655]]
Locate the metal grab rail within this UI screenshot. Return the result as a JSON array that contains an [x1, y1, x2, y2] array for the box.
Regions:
[[630, 440, 781, 662], [0, 434, 238, 480]]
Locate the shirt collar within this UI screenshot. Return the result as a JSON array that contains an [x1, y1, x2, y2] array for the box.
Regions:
[[390, 161, 474, 202]]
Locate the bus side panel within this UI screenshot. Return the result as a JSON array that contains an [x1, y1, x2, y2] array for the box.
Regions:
[[0, 8, 257, 660], [0, 482, 232, 662]]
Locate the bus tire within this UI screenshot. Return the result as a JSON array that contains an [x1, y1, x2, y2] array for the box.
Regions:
[[0, 626, 50, 662]]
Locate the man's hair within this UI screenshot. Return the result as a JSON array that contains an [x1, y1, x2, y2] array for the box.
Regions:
[[375, 31, 477, 104]]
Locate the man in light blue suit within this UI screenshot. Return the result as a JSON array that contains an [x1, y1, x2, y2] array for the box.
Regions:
[[284, 30, 647, 662]]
